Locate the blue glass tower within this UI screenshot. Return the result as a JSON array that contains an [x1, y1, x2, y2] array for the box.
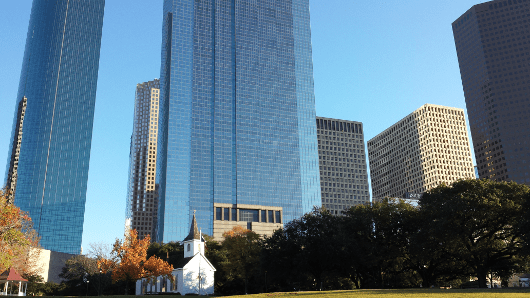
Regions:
[[5, 0, 105, 254], [157, 0, 321, 242]]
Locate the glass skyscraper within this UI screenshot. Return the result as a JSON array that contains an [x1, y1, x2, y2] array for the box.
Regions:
[[453, 0, 530, 183], [157, 0, 321, 242], [5, 0, 105, 254]]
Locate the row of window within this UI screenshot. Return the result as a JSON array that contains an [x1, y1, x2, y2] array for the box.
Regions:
[[215, 207, 281, 224], [316, 118, 363, 134]]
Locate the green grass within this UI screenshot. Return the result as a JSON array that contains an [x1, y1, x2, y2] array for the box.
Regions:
[[48, 288, 530, 298]]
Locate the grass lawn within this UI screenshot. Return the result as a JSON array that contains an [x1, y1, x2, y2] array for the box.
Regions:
[[229, 288, 530, 298], [51, 288, 530, 298]]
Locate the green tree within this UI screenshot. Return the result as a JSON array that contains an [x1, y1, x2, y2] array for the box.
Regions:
[[344, 198, 418, 288], [263, 208, 351, 291], [146, 241, 184, 268], [420, 179, 529, 288], [23, 274, 44, 296], [406, 203, 471, 288], [59, 255, 99, 296], [221, 226, 261, 294]]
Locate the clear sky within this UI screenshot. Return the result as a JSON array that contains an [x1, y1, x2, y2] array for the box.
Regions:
[[0, 0, 480, 251]]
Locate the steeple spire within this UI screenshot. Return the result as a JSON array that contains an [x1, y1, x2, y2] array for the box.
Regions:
[[184, 211, 200, 241]]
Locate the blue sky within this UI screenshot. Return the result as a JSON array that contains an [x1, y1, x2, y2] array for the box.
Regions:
[[0, 0, 479, 250]]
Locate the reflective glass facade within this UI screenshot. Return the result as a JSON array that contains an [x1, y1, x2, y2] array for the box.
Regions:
[[5, 0, 105, 254], [453, 0, 530, 184], [157, 0, 320, 242]]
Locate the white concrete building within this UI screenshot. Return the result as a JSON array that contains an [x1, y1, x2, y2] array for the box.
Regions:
[[136, 213, 215, 295]]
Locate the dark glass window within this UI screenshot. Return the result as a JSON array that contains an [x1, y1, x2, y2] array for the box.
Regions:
[[224, 208, 229, 221], [216, 207, 222, 220], [261, 210, 266, 222], [268, 210, 274, 223], [275, 211, 281, 223], [232, 208, 237, 221]]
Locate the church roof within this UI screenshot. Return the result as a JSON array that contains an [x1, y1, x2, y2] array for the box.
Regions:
[[175, 254, 216, 271], [184, 213, 201, 241], [0, 268, 28, 282], [176, 257, 193, 268]]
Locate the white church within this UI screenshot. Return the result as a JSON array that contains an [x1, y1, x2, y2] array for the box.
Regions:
[[135, 213, 216, 295]]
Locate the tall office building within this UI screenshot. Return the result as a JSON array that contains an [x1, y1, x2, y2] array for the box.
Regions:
[[368, 104, 475, 200], [316, 117, 370, 214], [125, 80, 160, 240], [4, 0, 105, 254], [453, 0, 530, 183], [157, 0, 321, 242]]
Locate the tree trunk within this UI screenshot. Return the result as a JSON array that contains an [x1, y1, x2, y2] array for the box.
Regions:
[[420, 268, 434, 288], [244, 277, 248, 294], [477, 268, 488, 288]]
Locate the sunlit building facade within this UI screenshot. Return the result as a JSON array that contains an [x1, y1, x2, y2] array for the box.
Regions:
[[4, 0, 105, 254], [368, 104, 475, 200], [125, 80, 160, 240], [157, 0, 321, 242]]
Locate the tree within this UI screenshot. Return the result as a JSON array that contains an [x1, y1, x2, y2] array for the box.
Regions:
[[146, 241, 183, 268], [23, 273, 45, 296], [221, 226, 261, 294], [420, 179, 530, 288], [98, 229, 173, 294], [262, 208, 352, 292], [0, 188, 39, 273], [405, 204, 470, 288], [58, 255, 99, 296], [344, 198, 418, 289]]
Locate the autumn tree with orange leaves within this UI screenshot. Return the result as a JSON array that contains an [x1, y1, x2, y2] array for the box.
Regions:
[[0, 188, 40, 273], [98, 229, 173, 294]]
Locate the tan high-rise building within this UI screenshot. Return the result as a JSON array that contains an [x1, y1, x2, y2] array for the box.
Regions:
[[6, 97, 27, 204], [368, 104, 475, 200], [125, 79, 160, 240]]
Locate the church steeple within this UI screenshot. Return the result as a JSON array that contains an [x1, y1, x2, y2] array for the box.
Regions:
[[184, 211, 200, 241], [183, 211, 204, 258]]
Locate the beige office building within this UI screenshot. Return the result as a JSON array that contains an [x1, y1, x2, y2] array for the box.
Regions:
[[125, 79, 160, 240], [368, 104, 475, 200], [212, 203, 283, 241]]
